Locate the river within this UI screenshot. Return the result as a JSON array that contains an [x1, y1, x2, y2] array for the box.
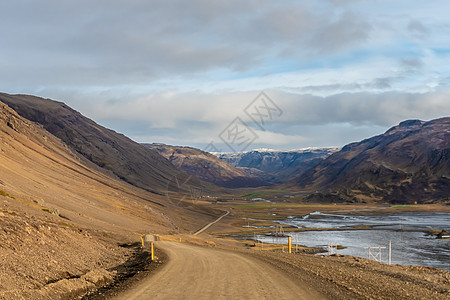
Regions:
[[254, 210, 450, 270]]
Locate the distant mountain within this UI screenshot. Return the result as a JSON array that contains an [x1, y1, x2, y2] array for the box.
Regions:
[[144, 143, 268, 188], [215, 148, 339, 183], [294, 118, 450, 204], [0, 93, 206, 195]]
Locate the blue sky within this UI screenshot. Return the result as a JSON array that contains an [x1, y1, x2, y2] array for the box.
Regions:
[[1, 0, 450, 152]]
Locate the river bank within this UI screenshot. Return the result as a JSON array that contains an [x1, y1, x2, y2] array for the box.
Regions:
[[211, 202, 450, 270], [248, 247, 450, 299]]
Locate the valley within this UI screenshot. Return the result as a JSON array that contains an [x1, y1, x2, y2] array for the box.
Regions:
[[4, 2, 450, 299], [0, 92, 448, 299]]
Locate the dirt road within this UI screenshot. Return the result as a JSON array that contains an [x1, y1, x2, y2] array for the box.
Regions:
[[193, 210, 230, 235], [114, 241, 324, 300]]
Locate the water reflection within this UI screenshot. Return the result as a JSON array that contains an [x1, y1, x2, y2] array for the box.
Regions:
[[281, 211, 450, 230], [255, 211, 450, 270]]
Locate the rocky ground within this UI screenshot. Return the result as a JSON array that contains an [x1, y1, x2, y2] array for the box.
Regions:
[[0, 210, 131, 299], [249, 249, 450, 299], [3, 204, 449, 299], [81, 234, 450, 300]]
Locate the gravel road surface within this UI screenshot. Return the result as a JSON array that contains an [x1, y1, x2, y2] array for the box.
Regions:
[[115, 241, 324, 300]]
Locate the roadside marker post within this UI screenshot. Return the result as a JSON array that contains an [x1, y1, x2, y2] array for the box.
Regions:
[[288, 236, 292, 254], [151, 242, 155, 261], [141, 236, 145, 248]]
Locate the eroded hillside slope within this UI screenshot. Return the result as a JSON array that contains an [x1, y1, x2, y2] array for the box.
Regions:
[[0, 101, 215, 298], [144, 143, 268, 188], [0, 93, 207, 195]]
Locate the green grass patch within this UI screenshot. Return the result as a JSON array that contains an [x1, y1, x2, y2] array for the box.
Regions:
[[231, 203, 342, 210], [1, 210, 18, 216], [231, 204, 273, 209], [240, 190, 294, 198], [240, 193, 263, 198], [0, 190, 15, 199], [42, 208, 50, 213], [391, 206, 417, 209], [59, 222, 73, 227]]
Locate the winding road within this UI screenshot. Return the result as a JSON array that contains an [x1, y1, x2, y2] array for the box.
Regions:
[[114, 241, 323, 300], [115, 211, 323, 299], [193, 210, 230, 235]]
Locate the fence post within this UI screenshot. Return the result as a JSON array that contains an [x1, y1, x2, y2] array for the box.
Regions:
[[389, 240, 391, 265]]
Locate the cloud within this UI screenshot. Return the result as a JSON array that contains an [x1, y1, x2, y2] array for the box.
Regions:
[[308, 11, 371, 55], [68, 88, 450, 150], [407, 20, 430, 39], [0, 0, 374, 89], [276, 90, 450, 127], [251, 130, 308, 145], [1, 0, 449, 150], [298, 77, 394, 94], [399, 57, 424, 72]]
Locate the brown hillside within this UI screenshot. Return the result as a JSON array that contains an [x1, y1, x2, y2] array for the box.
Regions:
[[144, 143, 268, 188], [0, 100, 219, 298], [0, 92, 209, 195], [294, 118, 450, 204]]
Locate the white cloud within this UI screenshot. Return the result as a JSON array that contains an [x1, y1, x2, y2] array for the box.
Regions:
[[64, 88, 450, 150], [1, 0, 449, 150]]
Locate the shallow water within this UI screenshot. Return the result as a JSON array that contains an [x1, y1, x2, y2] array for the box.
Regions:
[[281, 211, 450, 230], [255, 211, 450, 270]]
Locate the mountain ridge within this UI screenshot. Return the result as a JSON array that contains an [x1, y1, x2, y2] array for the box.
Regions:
[[143, 143, 268, 188], [294, 117, 450, 204], [0, 97, 224, 298], [215, 147, 339, 183], [0, 92, 210, 195]]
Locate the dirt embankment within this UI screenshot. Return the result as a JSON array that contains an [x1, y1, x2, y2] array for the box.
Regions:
[[249, 250, 450, 299], [0, 211, 132, 299]]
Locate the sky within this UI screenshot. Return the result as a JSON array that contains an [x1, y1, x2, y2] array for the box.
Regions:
[[1, 0, 450, 152]]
